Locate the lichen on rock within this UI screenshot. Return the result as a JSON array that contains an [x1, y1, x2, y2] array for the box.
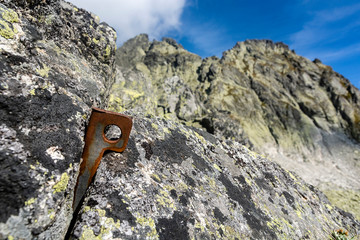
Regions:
[[68, 114, 360, 239], [0, 3, 19, 39], [0, 0, 117, 239], [112, 34, 360, 220]]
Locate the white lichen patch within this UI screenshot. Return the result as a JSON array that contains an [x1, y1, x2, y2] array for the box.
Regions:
[[138, 163, 156, 186], [46, 146, 65, 162]]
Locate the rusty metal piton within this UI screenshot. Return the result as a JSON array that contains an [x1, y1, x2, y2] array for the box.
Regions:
[[73, 107, 132, 210]]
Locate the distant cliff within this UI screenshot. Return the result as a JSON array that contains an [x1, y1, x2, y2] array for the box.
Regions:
[[111, 34, 360, 220], [0, 1, 359, 239]]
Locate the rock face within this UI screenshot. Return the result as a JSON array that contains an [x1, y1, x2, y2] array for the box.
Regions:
[[112, 35, 360, 219], [69, 114, 359, 239], [111, 35, 203, 122], [0, 1, 359, 239], [0, 0, 116, 239]]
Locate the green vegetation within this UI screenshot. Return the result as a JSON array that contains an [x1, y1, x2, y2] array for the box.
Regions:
[[330, 229, 357, 240], [323, 189, 360, 221]]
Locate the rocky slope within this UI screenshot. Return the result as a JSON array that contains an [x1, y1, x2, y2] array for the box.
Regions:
[[111, 34, 360, 219], [0, 0, 359, 239], [0, 0, 116, 238], [69, 113, 359, 239]]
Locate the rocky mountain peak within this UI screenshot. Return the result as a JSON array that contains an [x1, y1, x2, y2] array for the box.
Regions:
[[233, 39, 290, 54], [161, 36, 184, 49], [113, 34, 360, 222]]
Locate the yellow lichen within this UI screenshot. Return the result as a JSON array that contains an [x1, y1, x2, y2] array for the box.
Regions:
[[8, 236, 14, 240], [203, 178, 215, 190], [195, 220, 205, 232], [266, 216, 296, 239], [48, 209, 55, 220], [285, 169, 301, 185], [2, 8, 19, 23], [163, 127, 171, 134], [92, 38, 100, 44], [104, 45, 111, 58], [136, 216, 158, 239], [97, 209, 106, 217], [108, 95, 125, 112], [80, 226, 99, 240], [325, 204, 333, 211], [25, 198, 36, 206], [151, 173, 161, 181], [156, 189, 176, 210], [288, 172, 297, 181], [194, 131, 206, 144], [244, 177, 252, 186], [36, 64, 51, 78], [79, 210, 122, 239], [222, 225, 241, 240], [151, 123, 159, 130], [248, 150, 258, 159], [177, 180, 189, 191], [0, 19, 16, 39], [53, 172, 69, 193], [123, 89, 144, 100], [213, 163, 222, 172], [83, 206, 91, 212], [104, 217, 118, 227], [164, 185, 175, 192], [281, 218, 293, 229]]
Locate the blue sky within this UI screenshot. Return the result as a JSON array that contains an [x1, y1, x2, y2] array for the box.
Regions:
[[69, 0, 360, 89]]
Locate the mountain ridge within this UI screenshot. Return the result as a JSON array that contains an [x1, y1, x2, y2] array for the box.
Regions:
[[111, 33, 360, 219]]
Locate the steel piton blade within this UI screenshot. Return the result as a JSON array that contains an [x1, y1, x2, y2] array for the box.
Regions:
[[73, 107, 132, 210]]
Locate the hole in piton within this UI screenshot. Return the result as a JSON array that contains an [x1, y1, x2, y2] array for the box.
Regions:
[[104, 124, 122, 141]]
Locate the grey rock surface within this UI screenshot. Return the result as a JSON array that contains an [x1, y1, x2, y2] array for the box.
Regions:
[[69, 114, 359, 239], [0, 0, 116, 239]]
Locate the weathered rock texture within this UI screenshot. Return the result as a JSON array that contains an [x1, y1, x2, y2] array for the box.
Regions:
[[1, 1, 359, 239], [0, 0, 116, 239], [111, 35, 360, 219], [69, 114, 359, 239]]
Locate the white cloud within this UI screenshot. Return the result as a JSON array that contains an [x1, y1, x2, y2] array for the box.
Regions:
[[314, 43, 360, 62], [290, 3, 360, 52], [68, 0, 186, 44]]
